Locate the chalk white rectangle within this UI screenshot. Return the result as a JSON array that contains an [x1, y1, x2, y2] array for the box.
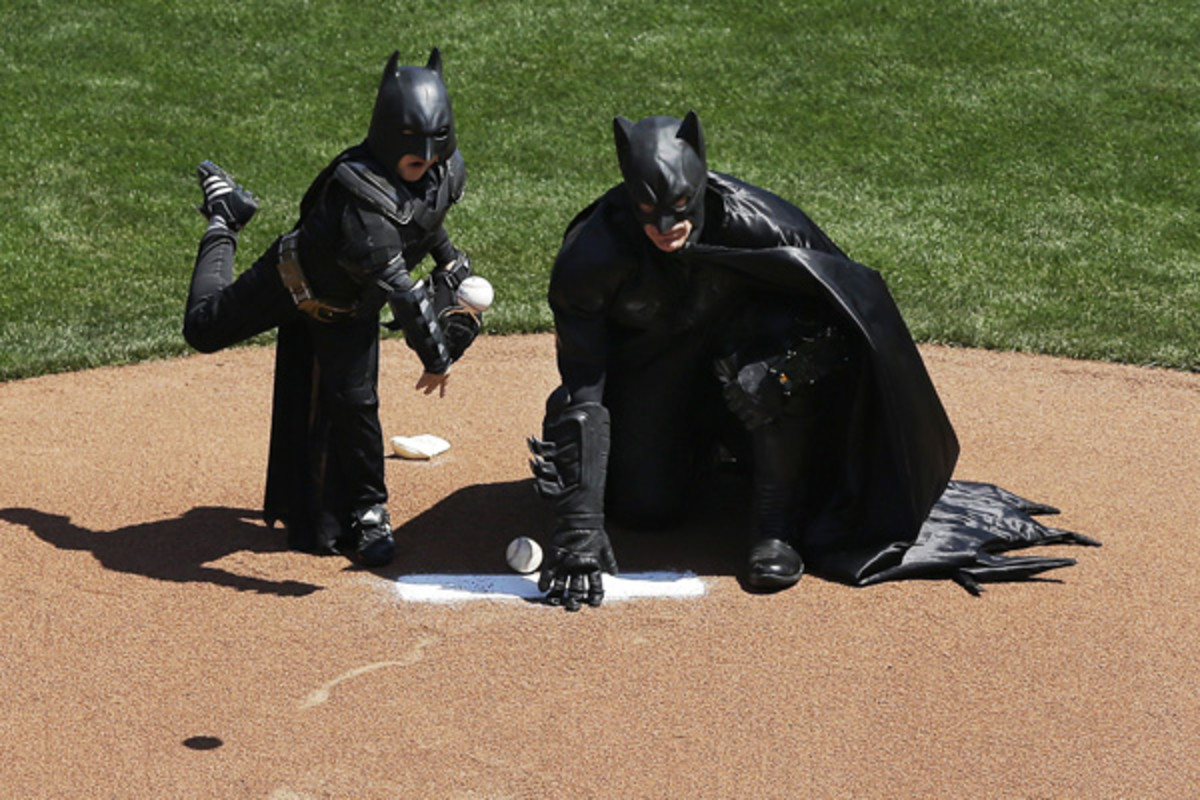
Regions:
[[393, 572, 706, 603]]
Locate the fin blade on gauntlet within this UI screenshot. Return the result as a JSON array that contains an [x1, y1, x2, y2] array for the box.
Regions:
[[386, 281, 452, 374], [528, 389, 610, 531], [528, 389, 618, 608]]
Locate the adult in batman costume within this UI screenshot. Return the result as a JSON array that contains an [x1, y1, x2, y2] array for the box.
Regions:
[[183, 48, 483, 567], [529, 111, 1098, 610]]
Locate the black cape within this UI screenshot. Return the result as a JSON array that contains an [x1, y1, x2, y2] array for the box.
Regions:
[[263, 319, 357, 550], [680, 243, 1099, 590]]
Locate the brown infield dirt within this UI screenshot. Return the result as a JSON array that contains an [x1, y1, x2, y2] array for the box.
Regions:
[[2, 333, 1198, 799]]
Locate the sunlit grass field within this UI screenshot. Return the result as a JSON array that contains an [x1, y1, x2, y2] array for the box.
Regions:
[[2, 0, 1197, 380]]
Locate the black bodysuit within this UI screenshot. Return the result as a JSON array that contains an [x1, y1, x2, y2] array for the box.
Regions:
[[544, 171, 1095, 587], [183, 143, 465, 551]]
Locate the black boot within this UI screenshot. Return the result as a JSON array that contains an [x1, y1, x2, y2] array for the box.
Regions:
[[747, 537, 804, 589], [746, 479, 804, 589], [744, 419, 808, 591], [196, 160, 259, 231], [351, 505, 395, 567]]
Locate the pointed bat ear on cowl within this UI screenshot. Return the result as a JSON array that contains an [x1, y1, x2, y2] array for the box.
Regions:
[[613, 115, 635, 175], [676, 110, 705, 162], [426, 47, 443, 76], [382, 50, 400, 80]]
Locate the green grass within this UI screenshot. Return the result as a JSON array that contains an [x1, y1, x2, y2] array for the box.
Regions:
[[2, 0, 1198, 380]]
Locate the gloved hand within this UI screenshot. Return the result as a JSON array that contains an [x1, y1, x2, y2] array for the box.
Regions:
[[537, 527, 619, 611], [439, 308, 481, 361], [430, 254, 482, 361], [714, 356, 786, 430]]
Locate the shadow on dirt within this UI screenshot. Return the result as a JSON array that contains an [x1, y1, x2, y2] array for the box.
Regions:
[[0, 505, 322, 596], [1, 473, 754, 592], [385, 476, 749, 578]]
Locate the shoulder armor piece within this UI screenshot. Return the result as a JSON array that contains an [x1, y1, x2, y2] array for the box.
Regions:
[[332, 160, 416, 226]]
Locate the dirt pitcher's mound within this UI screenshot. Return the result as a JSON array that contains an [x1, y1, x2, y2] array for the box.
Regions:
[[1, 335, 1197, 798]]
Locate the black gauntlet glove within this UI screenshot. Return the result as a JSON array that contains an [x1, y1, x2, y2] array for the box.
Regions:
[[538, 527, 618, 611], [439, 308, 481, 362], [384, 280, 452, 374], [528, 388, 616, 611], [430, 253, 483, 362], [429, 251, 471, 308]]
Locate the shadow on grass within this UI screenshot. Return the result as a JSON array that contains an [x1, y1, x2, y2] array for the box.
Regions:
[[0, 505, 322, 596]]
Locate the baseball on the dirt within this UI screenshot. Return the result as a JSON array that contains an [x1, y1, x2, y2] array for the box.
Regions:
[[505, 536, 543, 574], [456, 275, 494, 313]]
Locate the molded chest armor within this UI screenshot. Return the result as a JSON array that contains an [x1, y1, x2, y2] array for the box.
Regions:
[[331, 149, 465, 237]]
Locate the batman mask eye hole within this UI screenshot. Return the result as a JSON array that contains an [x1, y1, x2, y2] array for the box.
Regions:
[[638, 202, 654, 214], [673, 195, 690, 210]]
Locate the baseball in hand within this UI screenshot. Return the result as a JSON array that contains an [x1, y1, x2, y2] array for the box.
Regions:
[[505, 536, 543, 574], [456, 275, 494, 313]]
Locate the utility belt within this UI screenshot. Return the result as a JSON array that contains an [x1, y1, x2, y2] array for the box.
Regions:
[[276, 231, 356, 323], [765, 323, 856, 394]]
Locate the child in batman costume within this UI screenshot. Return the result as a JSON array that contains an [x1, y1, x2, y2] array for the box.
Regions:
[[530, 112, 1098, 610], [184, 49, 483, 567]]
